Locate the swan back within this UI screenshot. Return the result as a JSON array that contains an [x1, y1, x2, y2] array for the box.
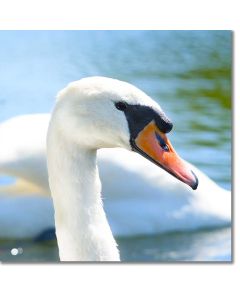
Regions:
[[0, 114, 50, 195]]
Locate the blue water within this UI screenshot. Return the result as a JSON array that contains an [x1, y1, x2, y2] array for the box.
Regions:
[[0, 30, 232, 262]]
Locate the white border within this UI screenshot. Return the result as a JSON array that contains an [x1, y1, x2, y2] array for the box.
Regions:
[[0, 0, 238, 29], [0, 0, 239, 299]]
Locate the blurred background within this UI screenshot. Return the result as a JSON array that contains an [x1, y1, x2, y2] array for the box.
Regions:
[[0, 30, 231, 262]]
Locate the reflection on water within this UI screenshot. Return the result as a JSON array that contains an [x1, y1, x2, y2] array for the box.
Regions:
[[119, 227, 231, 262], [0, 227, 231, 263], [0, 30, 232, 262]]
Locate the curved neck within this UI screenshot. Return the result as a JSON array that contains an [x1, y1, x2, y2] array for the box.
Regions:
[[47, 129, 120, 261]]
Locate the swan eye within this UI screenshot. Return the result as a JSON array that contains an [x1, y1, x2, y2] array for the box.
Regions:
[[115, 101, 127, 111]]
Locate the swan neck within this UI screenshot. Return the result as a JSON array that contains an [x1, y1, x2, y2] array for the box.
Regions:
[[47, 132, 119, 261]]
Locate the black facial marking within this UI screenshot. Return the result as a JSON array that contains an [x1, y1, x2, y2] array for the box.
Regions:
[[120, 103, 173, 139]]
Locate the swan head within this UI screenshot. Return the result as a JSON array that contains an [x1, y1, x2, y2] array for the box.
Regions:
[[52, 76, 198, 190]]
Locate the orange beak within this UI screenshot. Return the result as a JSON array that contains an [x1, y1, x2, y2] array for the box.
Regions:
[[131, 121, 198, 190]]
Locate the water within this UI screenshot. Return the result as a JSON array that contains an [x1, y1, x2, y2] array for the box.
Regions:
[[0, 228, 231, 262], [0, 31, 232, 262]]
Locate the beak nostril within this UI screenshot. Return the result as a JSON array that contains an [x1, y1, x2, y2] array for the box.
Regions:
[[161, 144, 169, 151], [155, 132, 169, 152]]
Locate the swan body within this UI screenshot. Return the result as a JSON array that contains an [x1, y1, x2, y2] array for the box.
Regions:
[[0, 117, 231, 240]]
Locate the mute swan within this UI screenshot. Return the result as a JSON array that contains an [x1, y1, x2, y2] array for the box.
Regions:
[[46, 76, 199, 261], [0, 111, 231, 240]]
